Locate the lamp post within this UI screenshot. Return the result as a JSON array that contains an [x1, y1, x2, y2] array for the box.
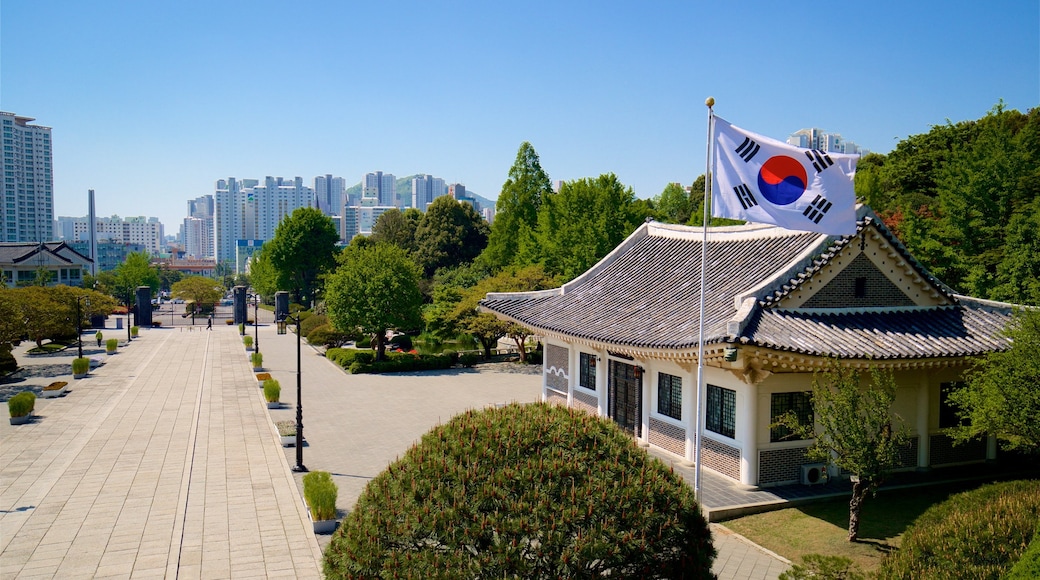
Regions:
[[279, 313, 307, 472], [126, 290, 133, 342], [75, 295, 89, 359], [251, 293, 260, 356]]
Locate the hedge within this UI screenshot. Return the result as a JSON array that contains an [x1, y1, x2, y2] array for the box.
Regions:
[[875, 479, 1040, 579]]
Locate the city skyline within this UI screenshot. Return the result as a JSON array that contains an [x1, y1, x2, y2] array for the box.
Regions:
[[2, 1, 1037, 230]]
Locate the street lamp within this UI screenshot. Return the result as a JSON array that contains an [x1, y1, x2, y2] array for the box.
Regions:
[[75, 295, 89, 359], [279, 313, 307, 472], [126, 290, 133, 342], [250, 293, 260, 356]]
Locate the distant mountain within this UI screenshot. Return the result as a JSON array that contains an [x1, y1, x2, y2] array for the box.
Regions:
[[344, 175, 496, 212]]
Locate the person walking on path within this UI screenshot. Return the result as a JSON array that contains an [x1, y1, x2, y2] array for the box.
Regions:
[[95, 330, 103, 347], [207, 315, 212, 330]]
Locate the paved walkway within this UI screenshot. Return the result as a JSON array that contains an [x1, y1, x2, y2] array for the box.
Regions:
[[2, 315, 790, 578]]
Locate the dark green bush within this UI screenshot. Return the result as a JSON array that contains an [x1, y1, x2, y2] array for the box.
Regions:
[[459, 353, 479, 367], [300, 313, 328, 337], [346, 352, 457, 374], [389, 334, 413, 351], [780, 554, 865, 580], [1005, 524, 1040, 580], [8, 391, 35, 417], [289, 303, 305, 314], [355, 335, 372, 349], [875, 480, 1040, 579], [307, 324, 349, 348], [326, 348, 375, 368], [0, 345, 17, 374], [323, 402, 715, 578]]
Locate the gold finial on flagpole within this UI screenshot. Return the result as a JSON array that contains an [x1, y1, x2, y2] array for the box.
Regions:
[[705, 96, 715, 108]]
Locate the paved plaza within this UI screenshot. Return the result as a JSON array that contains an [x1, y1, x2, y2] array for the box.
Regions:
[[1, 311, 789, 578]]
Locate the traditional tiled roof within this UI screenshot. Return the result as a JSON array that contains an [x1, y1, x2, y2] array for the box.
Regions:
[[481, 221, 824, 350], [0, 242, 91, 266], [741, 298, 1014, 359], [480, 208, 1017, 360]]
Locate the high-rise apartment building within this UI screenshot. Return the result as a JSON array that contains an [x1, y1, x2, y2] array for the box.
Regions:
[[314, 174, 346, 215], [213, 176, 314, 269], [411, 174, 446, 211], [56, 215, 165, 254], [1, 112, 54, 242], [180, 195, 214, 258], [362, 171, 396, 206], [787, 128, 867, 155]]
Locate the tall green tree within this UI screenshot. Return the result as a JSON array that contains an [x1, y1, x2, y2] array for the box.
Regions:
[[248, 247, 283, 299], [774, 363, 910, 541], [371, 207, 421, 253], [654, 182, 692, 225], [325, 243, 423, 361], [112, 251, 159, 308], [536, 174, 647, 281], [948, 308, 1040, 453], [265, 207, 339, 308], [481, 142, 553, 271], [414, 196, 490, 277]]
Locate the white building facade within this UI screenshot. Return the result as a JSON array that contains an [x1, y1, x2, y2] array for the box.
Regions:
[[1, 112, 54, 243], [213, 176, 315, 269], [787, 128, 867, 155], [411, 174, 446, 211], [58, 215, 165, 255]]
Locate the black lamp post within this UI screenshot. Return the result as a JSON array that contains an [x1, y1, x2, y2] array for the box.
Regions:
[[126, 290, 133, 342], [280, 313, 307, 472], [75, 295, 89, 359], [251, 294, 260, 356]]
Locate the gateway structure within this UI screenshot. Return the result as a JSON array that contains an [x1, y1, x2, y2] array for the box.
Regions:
[[480, 206, 1016, 487]]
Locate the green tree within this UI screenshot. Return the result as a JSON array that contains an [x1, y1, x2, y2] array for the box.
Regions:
[[171, 276, 224, 312], [265, 207, 339, 307], [371, 207, 421, 253], [536, 173, 646, 280], [948, 308, 1040, 453], [414, 196, 490, 277], [325, 243, 423, 361], [774, 363, 910, 541], [481, 142, 553, 271], [10, 286, 68, 347], [111, 251, 159, 308], [248, 248, 283, 300], [655, 182, 692, 225], [324, 403, 716, 578]]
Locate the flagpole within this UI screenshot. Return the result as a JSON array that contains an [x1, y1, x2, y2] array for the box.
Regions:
[[694, 97, 715, 502]]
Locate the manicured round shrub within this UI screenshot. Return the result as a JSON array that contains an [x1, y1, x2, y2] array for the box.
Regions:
[[1005, 525, 1040, 579], [307, 324, 349, 348], [1, 345, 18, 373], [8, 391, 35, 417], [876, 479, 1040, 580], [323, 402, 715, 579], [300, 313, 328, 338]]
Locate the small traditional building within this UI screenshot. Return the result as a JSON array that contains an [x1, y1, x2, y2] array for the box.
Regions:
[[0, 241, 93, 287], [480, 207, 1017, 487]]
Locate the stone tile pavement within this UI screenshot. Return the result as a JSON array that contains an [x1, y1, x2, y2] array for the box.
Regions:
[[2, 312, 790, 578]]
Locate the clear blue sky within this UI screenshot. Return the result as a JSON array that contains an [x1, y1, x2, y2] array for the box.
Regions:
[[2, 0, 1037, 231]]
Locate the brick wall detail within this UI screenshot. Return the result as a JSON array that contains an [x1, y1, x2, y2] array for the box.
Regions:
[[758, 447, 810, 485], [545, 389, 567, 406], [572, 389, 598, 415], [703, 437, 741, 481], [930, 433, 986, 465], [802, 253, 916, 308], [649, 417, 686, 457]]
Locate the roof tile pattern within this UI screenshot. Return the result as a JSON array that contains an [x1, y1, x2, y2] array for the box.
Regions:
[[481, 229, 820, 349], [742, 303, 1013, 359]]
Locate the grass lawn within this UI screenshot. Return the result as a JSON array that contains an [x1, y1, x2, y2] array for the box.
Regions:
[[27, 342, 67, 354], [721, 480, 984, 574]]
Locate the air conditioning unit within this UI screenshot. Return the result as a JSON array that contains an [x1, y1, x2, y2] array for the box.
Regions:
[[800, 463, 829, 486]]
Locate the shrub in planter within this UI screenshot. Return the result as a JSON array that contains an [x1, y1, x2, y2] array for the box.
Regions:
[[72, 356, 90, 376], [105, 338, 118, 353], [303, 470, 338, 522], [263, 379, 280, 403], [876, 480, 1040, 579], [8, 391, 35, 419], [130, 325, 139, 337], [276, 419, 298, 446], [243, 335, 253, 350], [238, 322, 245, 335], [323, 402, 715, 578], [255, 372, 272, 383], [41, 381, 68, 398], [250, 351, 263, 369]]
